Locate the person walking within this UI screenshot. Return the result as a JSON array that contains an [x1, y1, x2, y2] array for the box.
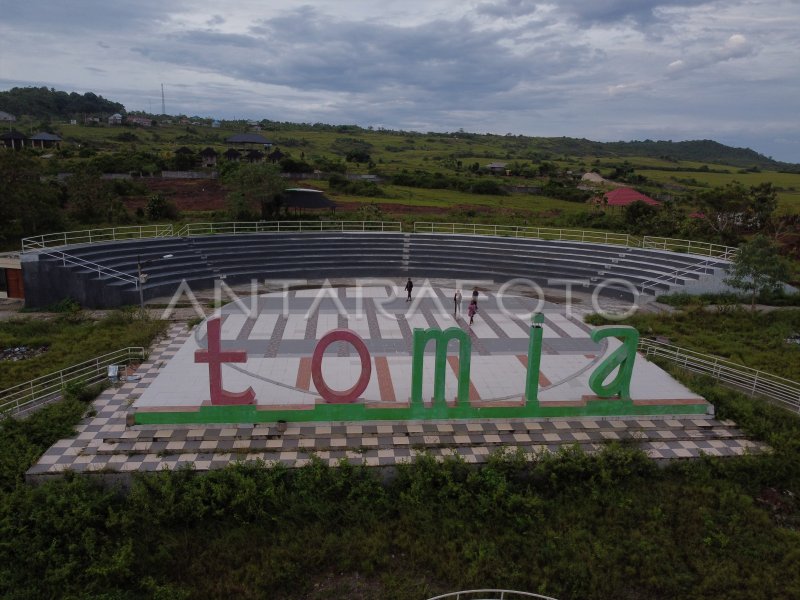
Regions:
[[404, 278, 414, 302], [471, 286, 479, 306], [453, 289, 462, 317], [468, 298, 478, 326]]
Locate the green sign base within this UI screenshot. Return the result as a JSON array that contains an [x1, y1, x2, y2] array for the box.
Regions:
[[134, 397, 708, 426]]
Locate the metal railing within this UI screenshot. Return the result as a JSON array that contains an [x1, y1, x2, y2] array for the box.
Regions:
[[22, 224, 174, 253], [42, 249, 138, 285], [426, 590, 558, 600], [639, 339, 800, 413], [641, 236, 737, 259], [638, 257, 723, 296], [0, 347, 146, 417], [174, 220, 403, 237], [414, 222, 639, 247]]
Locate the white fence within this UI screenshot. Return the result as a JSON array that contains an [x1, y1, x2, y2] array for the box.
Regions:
[[641, 236, 738, 259], [20, 221, 737, 261], [0, 347, 146, 417], [22, 225, 174, 252], [426, 590, 558, 600], [639, 339, 800, 413], [175, 220, 403, 236], [414, 222, 638, 247]]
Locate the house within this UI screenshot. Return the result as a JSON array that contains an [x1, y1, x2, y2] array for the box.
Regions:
[[108, 113, 123, 125], [29, 132, 62, 149], [0, 130, 27, 150], [267, 148, 285, 164], [0, 110, 16, 122], [485, 162, 508, 175], [603, 187, 660, 208], [245, 149, 264, 163], [225, 132, 272, 148], [223, 148, 241, 162], [200, 147, 218, 168], [127, 116, 153, 127]]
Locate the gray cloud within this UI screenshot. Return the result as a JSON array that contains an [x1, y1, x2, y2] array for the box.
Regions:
[[478, 0, 717, 27], [134, 7, 596, 111]]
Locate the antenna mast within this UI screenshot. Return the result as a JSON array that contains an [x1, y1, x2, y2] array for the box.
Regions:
[[161, 84, 166, 115]]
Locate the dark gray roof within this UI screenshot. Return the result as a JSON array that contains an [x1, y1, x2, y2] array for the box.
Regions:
[[0, 130, 26, 140], [199, 147, 218, 156], [225, 133, 272, 144], [30, 132, 62, 141], [282, 188, 336, 209]]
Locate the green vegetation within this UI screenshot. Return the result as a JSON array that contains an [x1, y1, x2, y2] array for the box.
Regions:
[[0, 86, 123, 120], [0, 374, 799, 598], [0, 309, 167, 390], [587, 307, 800, 381]]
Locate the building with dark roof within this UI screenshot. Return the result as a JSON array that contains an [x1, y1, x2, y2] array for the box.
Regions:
[[30, 132, 62, 148], [199, 147, 218, 167], [0, 130, 27, 150], [225, 132, 272, 146], [223, 148, 242, 162], [282, 188, 336, 211], [245, 150, 264, 163]]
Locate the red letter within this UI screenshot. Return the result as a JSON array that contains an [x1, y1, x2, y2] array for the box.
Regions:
[[311, 329, 372, 403], [195, 318, 256, 405]]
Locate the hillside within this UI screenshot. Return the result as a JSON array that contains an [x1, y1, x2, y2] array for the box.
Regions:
[[2, 86, 797, 173]]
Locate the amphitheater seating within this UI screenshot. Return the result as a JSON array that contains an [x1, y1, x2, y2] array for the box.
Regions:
[[21, 231, 730, 308]]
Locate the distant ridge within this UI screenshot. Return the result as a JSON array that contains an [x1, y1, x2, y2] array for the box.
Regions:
[[1, 85, 797, 172]]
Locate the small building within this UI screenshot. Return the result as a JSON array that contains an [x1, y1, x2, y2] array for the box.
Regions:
[[108, 113, 123, 125], [223, 148, 241, 162], [29, 132, 62, 149], [0, 110, 16, 122], [0, 130, 27, 150], [603, 187, 660, 208], [200, 147, 218, 168], [267, 148, 285, 164], [0, 253, 24, 300], [225, 132, 272, 148], [485, 162, 508, 175], [245, 149, 264, 163], [282, 188, 336, 213], [127, 116, 153, 127]]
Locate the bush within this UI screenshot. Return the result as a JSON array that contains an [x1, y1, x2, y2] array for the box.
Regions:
[[146, 194, 179, 220]]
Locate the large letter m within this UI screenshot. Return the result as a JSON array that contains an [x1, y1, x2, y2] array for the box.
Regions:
[[411, 327, 472, 407]]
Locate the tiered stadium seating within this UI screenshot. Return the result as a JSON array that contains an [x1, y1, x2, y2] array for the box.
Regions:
[[21, 232, 729, 308]]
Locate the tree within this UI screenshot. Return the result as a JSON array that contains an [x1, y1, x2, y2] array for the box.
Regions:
[[725, 235, 792, 310], [0, 152, 62, 240], [66, 165, 115, 223], [697, 182, 778, 244], [222, 163, 286, 219]]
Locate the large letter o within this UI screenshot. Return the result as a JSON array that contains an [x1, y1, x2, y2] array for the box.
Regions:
[[311, 329, 372, 403]]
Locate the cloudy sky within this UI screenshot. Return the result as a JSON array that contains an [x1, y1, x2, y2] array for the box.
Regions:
[[1, 0, 799, 162]]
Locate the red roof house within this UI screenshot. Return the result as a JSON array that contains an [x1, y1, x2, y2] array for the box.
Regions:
[[603, 187, 660, 207]]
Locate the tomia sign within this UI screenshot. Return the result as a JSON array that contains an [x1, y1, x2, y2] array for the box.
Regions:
[[131, 312, 708, 426]]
